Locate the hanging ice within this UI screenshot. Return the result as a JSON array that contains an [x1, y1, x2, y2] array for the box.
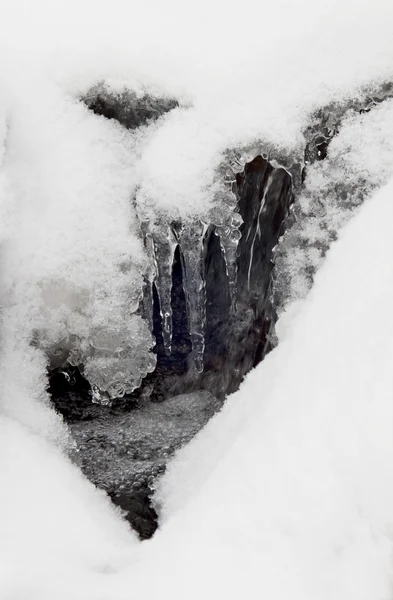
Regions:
[[210, 152, 245, 312], [216, 213, 242, 311], [177, 221, 209, 373], [152, 227, 178, 355]]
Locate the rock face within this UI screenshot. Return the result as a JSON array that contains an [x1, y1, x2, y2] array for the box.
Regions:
[[201, 156, 293, 396]]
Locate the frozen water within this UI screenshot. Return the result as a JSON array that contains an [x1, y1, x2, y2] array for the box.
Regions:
[[151, 226, 178, 355], [176, 221, 209, 372]]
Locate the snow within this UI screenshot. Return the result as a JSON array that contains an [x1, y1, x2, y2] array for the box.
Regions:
[[1, 0, 393, 598], [3, 163, 393, 600], [0, 415, 138, 599]]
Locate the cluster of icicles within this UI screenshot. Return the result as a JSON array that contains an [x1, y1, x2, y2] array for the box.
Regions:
[[77, 137, 309, 404], [83, 144, 297, 403], [138, 149, 246, 377], [136, 146, 301, 385]]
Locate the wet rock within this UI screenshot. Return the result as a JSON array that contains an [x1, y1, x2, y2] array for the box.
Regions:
[[68, 390, 220, 538], [199, 156, 293, 395]]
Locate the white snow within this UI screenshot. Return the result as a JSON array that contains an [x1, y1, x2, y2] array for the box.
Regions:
[[3, 159, 393, 600], [0, 415, 138, 599], [1, 0, 393, 598], [151, 178, 393, 600]]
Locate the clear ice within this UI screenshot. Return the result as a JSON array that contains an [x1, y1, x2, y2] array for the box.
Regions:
[[177, 221, 209, 373], [152, 227, 178, 355], [68, 315, 157, 403]]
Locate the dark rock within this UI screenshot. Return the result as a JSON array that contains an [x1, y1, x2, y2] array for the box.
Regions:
[[83, 84, 179, 129], [109, 489, 158, 540], [201, 156, 293, 396]]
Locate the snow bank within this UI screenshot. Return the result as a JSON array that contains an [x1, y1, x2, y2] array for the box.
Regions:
[[150, 177, 393, 600], [4, 167, 393, 600], [0, 415, 137, 600]]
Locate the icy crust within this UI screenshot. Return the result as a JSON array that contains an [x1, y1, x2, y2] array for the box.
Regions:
[[273, 97, 393, 317]]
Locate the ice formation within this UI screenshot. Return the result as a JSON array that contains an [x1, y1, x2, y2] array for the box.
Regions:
[[140, 217, 210, 373], [136, 150, 245, 374], [151, 226, 178, 356], [137, 141, 298, 378], [3, 78, 393, 402]]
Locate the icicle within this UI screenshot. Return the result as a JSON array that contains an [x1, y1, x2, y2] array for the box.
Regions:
[[177, 221, 209, 373], [216, 211, 242, 312], [141, 230, 155, 333], [152, 226, 177, 356], [210, 151, 245, 312]]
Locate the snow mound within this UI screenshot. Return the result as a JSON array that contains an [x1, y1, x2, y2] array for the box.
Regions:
[[152, 177, 393, 600]]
